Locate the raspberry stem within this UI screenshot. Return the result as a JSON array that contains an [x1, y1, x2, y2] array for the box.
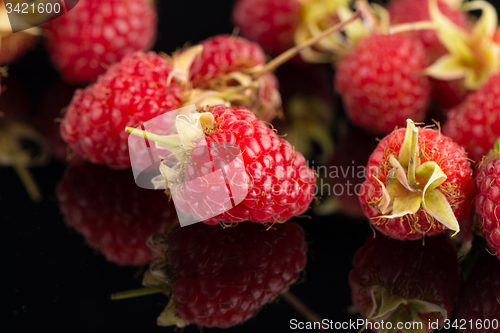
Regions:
[[111, 287, 162, 300], [253, 11, 362, 78], [13, 160, 41, 202], [388, 21, 437, 34], [282, 291, 324, 330], [125, 127, 179, 147], [407, 125, 419, 188]]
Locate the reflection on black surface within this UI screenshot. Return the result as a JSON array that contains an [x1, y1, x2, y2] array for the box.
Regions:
[[141, 221, 308, 328], [349, 233, 462, 332], [455, 253, 500, 332], [57, 161, 177, 266]]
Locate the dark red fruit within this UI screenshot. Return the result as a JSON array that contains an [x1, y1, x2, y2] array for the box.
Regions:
[[350, 233, 462, 332], [57, 161, 177, 266], [147, 221, 307, 328]]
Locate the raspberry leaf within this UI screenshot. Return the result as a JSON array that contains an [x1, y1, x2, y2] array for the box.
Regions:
[[157, 298, 188, 327], [367, 286, 447, 333], [387, 193, 422, 218], [426, 0, 500, 89], [422, 189, 460, 235]]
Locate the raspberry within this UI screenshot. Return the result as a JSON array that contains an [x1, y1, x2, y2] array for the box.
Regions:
[[359, 120, 473, 240], [443, 73, 500, 164], [350, 233, 462, 332], [188, 34, 281, 122], [232, 0, 301, 57], [44, 0, 157, 83], [147, 221, 307, 328], [335, 33, 431, 135], [189, 34, 266, 89], [57, 161, 176, 266], [474, 141, 500, 259], [167, 105, 316, 225], [60, 51, 184, 169], [454, 255, 500, 332]]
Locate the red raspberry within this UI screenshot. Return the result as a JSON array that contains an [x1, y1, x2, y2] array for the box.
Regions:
[[350, 233, 462, 332], [57, 162, 176, 266], [44, 0, 157, 83], [232, 0, 301, 57], [474, 141, 500, 259], [359, 120, 473, 240], [147, 221, 307, 328], [335, 33, 431, 135], [60, 51, 184, 169], [189, 34, 266, 88], [388, 0, 469, 62], [454, 255, 500, 332], [443, 73, 500, 164], [170, 105, 316, 225], [189, 34, 280, 122]]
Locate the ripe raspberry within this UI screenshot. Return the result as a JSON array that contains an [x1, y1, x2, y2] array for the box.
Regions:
[[146, 221, 307, 328], [359, 120, 473, 240], [454, 255, 500, 332], [57, 162, 176, 266], [44, 0, 157, 83], [189, 35, 266, 88], [188, 34, 281, 122], [350, 233, 462, 332], [474, 140, 500, 259], [232, 0, 301, 56], [388, 0, 468, 62], [335, 33, 431, 135], [166, 105, 316, 225], [443, 73, 500, 164], [60, 51, 184, 169]]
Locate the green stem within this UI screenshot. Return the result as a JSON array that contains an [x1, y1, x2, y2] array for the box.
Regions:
[[253, 11, 362, 78], [388, 21, 437, 34], [494, 139, 500, 154], [111, 287, 162, 300], [13, 160, 41, 202], [125, 127, 179, 147], [407, 126, 419, 188]]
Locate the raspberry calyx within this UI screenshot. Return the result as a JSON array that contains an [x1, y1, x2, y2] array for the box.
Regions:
[[373, 119, 460, 235], [424, 0, 500, 90], [365, 285, 447, 331]]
